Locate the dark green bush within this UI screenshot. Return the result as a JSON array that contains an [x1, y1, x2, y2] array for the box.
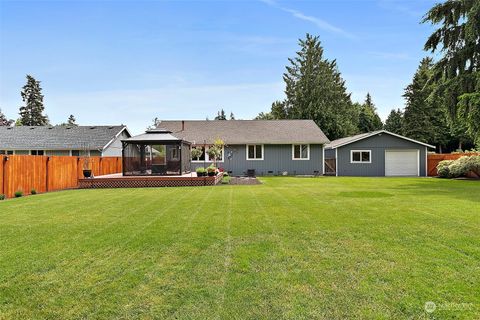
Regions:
[[14, 190, 23, 198], [31, 189, 37, 195], [0, 194, 5, 200]]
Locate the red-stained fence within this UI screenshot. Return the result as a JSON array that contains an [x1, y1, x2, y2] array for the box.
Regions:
[[0, 155, 122, 198]]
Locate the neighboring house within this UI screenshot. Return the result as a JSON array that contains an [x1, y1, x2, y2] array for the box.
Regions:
[[159, 120, 330, 176], [0, 125, 131, 156], [324, 130, 435, 177]]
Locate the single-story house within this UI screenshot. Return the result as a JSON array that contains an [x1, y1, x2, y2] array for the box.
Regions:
[[159, 120, 330, 176], [324, 130, 435, 177], [0, 125, 131, 157]]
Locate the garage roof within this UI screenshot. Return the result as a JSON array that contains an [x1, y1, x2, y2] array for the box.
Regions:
[[325, 130, 435, 149]]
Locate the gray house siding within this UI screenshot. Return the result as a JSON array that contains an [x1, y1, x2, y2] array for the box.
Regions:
[[191, 144, 324, 176], [102, 130, 129, 157], [46, 150, 70, 156], [335, 134, 427, 176], [324, 149, 336, 159]]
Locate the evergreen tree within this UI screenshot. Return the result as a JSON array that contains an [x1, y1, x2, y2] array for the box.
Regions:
[[270, 100, 287, 119], [215, 109, 227, 120], [67, 114, 77, 126], [229, 112, 235, 120], [358, 93, 383, 133], [0, 109, 13, 126], [281, 34, 356, 140], [403, 58, 451, 151], [423, 0, 480, 147], [384, 109, 404, 134], [255, 112, 274, 120], [19, 75, 48, 126]]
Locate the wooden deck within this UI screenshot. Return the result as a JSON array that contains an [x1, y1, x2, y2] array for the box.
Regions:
[[78, 172, 224, 189]]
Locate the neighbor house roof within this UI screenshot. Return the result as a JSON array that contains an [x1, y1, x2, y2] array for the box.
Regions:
[[158, 120, 330, 145], [0, 125, 130, 151], [325, 130, 435, 149]]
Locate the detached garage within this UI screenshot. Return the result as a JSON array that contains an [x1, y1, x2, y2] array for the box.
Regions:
[[324, 130, 435, 177]]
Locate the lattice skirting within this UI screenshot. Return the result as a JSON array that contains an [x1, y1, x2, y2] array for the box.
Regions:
[[79, 174, 223, 189]]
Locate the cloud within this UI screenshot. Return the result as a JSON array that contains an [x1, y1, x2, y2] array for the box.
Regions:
[[368, 51, 411, 60], [259, 0, 356, 39], [377, 0, 428, 18]]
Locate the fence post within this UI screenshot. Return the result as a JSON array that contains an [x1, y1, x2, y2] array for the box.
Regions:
[[45, 156, 49, 192]]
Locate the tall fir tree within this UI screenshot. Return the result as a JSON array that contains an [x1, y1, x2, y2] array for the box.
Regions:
[[215, 109, 227, 120], [67, 114, 77, 126], [280, 34, 356, 140], [358, 93, 383, 133], [0, 109, 14, 126], [19, 75, 48, 126], [383, 109, 404, 134], [403, 58, 451, 151], [423, 0, 480, 148]]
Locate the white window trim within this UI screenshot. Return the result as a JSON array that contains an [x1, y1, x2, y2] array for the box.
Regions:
[[292, 144, 310, 160], [350, 150, 372, 164], [246, 144, 264, 161], [191, 145, 224, 163]]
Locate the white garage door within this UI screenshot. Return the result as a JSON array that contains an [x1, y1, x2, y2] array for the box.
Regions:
[[385, 150, 419, 176]]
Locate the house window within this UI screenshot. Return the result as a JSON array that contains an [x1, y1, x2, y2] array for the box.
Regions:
[[292, 144, 309, 160], [30, 150, 44, 156], [351, 150, 371, 163], [6, 150, 14, 155], [247, 145, 263, 160], [191, 146, 224, 162], [71, 150, 80, 156]]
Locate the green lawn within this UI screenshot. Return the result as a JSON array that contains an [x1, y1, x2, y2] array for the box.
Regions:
[[0, 177, 479, 319]]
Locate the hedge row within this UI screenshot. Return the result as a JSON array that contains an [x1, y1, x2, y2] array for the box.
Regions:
[[437, 156, 480, 178]]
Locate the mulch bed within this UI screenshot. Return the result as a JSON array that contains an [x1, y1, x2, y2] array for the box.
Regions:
[[228, 177, 262, 185]]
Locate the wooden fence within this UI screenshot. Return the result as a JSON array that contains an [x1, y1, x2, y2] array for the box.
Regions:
[[427, 153, 480, 176], [0, 155, 122, 198]]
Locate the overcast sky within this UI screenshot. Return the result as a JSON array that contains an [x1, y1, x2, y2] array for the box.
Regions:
[[0, 0, 437, 134]]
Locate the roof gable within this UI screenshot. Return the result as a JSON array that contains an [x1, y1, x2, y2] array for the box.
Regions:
[[158, 120, 330, 145], [326, 130, 435, 149]]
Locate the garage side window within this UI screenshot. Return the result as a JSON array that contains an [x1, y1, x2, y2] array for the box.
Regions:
[[351, 150, 371, 163]]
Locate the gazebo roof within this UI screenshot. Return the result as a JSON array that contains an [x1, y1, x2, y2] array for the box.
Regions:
[[122, 129, 191, 144]]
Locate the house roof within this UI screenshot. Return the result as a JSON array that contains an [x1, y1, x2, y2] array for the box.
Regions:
[[325, 130, 436, 149], [0, 125, 130, 151], [158, 120, 330, 145]]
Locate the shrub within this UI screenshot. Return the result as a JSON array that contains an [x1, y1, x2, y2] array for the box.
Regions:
[[0, 194, 5, 200], [207, 165, 216, 173], [437, 160, 454, 178], [468, 156, 480, 177], [196, 167, 206, 173], [437, 156, 480, 178], [14, 190, 23, 198], [31, 189, 37, 195], [447, 157, 469, 178]]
